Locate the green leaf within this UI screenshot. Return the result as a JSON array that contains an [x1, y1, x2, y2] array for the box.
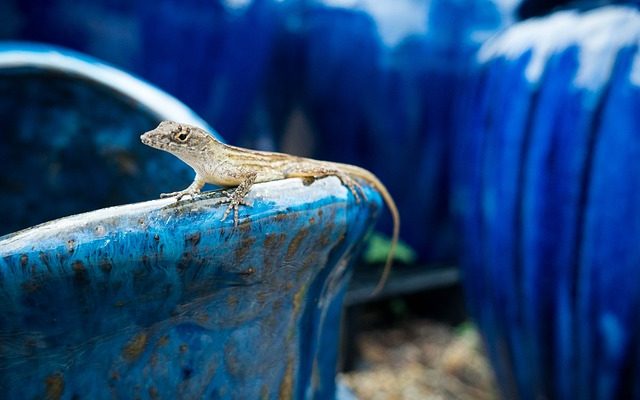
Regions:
[[363, 232, 417, 264]]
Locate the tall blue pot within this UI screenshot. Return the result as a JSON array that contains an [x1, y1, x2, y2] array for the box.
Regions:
[[455, 5, 640, 399]]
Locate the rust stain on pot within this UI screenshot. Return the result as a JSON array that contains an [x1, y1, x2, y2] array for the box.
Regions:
[[279, 356, 294, 399], [177, 252, 192, 272], [39, 252, 52, 273], [299, 252, 317, 278], [274, 213, 288, 222], [286, 228, 309, 259], [195, 312, 210, 324], [157, 335, 169, 347], [109, 370, 121, 384], [141, 254, 151, 269], [72, 260, 86, 273], [261, 384, 270, 400], [72, 260, 88, 283], [312, 359, 320, 390], [19, 254, 28, 267], [99, 259, 112, 273], [185, 232, 201, 246], [264, 233, 286, 270], [227, 295, 239, 308], [234, 237, 256, 261], [21, 280, 41, 293], [122, 332, 148, 361], [149, 386, 159, 400], [293, 284, 309, 315], [44, 372, 64, 400], [336, 233, 346, 247], [224, 341, 241, 377], [255, 290, 268, 304], [264, 233, 286, 251], [238, 221, 252, 233], [272, 297, 283, 313], [317, 224, 334, 248]]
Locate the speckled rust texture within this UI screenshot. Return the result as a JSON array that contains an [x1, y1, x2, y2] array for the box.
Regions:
[[0, 178, 382, 399]]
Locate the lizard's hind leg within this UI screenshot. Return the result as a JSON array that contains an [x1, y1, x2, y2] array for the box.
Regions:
[[334, 172, 367, 203], [286, 167, 367, 203], [219, 172, 257, 226]]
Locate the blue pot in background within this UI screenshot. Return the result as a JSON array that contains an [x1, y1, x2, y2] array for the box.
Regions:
[[455, 6, 640, 399], [275, 0, 517, 265], [1, 0, 281, 145], [0, 42, 206, 236]]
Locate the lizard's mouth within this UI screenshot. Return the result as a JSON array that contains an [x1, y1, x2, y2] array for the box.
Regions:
[[140, 132, 162, 149]]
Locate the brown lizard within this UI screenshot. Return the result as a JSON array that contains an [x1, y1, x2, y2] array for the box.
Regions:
[[140, 121, 399, 294]]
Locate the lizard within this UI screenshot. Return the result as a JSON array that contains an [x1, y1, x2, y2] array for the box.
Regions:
[[140, 120, 399, 294]]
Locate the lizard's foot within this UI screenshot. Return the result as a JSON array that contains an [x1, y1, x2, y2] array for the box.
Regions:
[[160, 188, 201, 201], [218, 190, 253, 227], [218, 173, 257, 227], [336, 173, 367, 203], [160, 176, 206, 201]]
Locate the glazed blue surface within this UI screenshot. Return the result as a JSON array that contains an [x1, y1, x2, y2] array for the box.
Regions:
[[0, 0, 517, 266], [455, 6, 640, 399], [0, 177, 381, 399]]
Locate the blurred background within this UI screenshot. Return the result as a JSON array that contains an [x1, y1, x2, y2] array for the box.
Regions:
[[2, 0, 640, 398]]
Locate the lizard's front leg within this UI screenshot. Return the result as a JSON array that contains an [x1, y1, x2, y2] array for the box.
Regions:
[[219, 172, 257, 226], [160, 174, 206, 200]]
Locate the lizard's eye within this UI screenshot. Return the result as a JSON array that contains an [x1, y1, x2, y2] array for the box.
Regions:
[[173, 128, 191, 142]]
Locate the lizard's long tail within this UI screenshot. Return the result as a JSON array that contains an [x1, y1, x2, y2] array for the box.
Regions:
[[337, 163, 400, 296]]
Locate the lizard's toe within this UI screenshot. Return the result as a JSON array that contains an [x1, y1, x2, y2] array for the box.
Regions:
[[160, 189, 200, 201], [160, 191, 183, 199]]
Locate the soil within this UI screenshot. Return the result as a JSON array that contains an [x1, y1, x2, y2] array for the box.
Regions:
[[340, 315, 499, 399]]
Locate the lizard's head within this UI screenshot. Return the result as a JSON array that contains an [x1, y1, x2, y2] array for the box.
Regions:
[[141, 121, 213, 159]]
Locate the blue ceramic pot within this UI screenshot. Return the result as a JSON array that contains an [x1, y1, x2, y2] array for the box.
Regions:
[[455, 6, 640, 399], [0, 43, 378, 399], [283, 0, 517, 264], [0, 177, 380, 399], [0, 42, 209, 236]]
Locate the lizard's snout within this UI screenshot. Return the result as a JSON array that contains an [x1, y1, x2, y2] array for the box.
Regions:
[[140, 129, 170, 151], [140, 131, 156, 147]]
